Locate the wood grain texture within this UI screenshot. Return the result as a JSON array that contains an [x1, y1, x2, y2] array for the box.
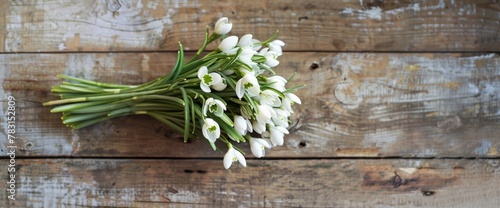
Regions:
[[1, 52, 499, 158], [1, 159, 499, 207], [1, 0, 499, 52]]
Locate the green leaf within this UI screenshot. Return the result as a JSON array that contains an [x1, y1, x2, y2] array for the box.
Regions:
[[173, 42, 185, 80], [219, 113, 234, 127], [180, 87, 190, 142]]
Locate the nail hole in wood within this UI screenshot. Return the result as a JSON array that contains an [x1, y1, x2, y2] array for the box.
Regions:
[[422, 190, 435, 196], [299, 141, 307, 148], [309, 62, 319, 70]]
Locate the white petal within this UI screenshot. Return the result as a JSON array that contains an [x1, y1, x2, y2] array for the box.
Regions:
[[256, 105, 271, 124], [219, 36, 238, 54], [215, 99, 226, 110], [276, 125, 289, 134], [200, 83, 211, 93], [243, 74, 260, 97], [216, 24, 232, 35], [258, 138, 273, 149], [234, 115, 247, 135], [202, 123, 216, 142], [251, 39, 262, 51], [238, 34, 253, 48], [287, 93, 302, 104], [253, 120, 266, 134], [271, 40, 285, 46], [234, 150, 247, 167], [269, 43, 282, 56], [268, 75, 287, 85], [215, 17, 232, 35], [210, 72, 222, 85], [246, 119, 253, 133], [270, 129, 284, 146], [212, 81, 227, 91], [238, 48, 254, 64], [202, 118, 220, 142], [214, 125, 221, 139], [197, 66, 208, 79], [235, 78, 244, 99], [215, 17, 228, 27], [250, 142, 263, 158], [265, 58, 279, 67], [259, 48, 269, 55], [282, 98, 292, 113], [223, 149, 234, 169]]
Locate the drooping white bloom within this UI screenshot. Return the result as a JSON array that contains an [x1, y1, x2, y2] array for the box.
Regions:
[[234, 115, 248, 135], [256, 104, 273, 124], [282, 92, 302, 114], [223, 146, 247, 169], [211, 78, 227, 91], [219, 36, 239, 54], [249, 138, 272, 158], [197, 66, 224, 92], [214, 17, 232, 35], [267, 75, 287, 92], [202, 118, 220, 143], [272, 108, 290, 127], [252, 120, 266, 134], [235, 74, 260, 99], [269, 124, 289, 146], [238, 48, 255, 65], [238, 34, 262, 51], [238, 34, 254, 48], [259, 48, 279, 67], [259, 89, 282, 107], [268, 39, 285, 56], [203, 98, 226, 117], [251, 39, 262, 51]]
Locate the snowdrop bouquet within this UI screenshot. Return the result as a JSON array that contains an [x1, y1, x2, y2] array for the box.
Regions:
[[43, 17, 302, 169]]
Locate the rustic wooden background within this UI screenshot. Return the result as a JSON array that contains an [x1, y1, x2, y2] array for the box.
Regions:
[[1, 0, 500, 207]]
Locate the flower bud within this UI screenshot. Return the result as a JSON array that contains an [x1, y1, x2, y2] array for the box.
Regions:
[[215, 17, 232, 35]]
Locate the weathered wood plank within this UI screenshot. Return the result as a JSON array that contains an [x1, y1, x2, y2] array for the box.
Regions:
[[1, 159, 499, 207], [1, 52, 499, 158], [1, 0, 499, 52]]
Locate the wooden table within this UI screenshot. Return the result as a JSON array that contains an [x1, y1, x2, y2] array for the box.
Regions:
[[1, 0, 499, 207]]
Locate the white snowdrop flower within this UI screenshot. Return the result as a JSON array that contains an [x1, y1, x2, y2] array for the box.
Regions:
[[251, 39, 262, 51], [259, 48, 279, 67], [238, 48, 255, 65], [269, 39, 285, 56], [256, 104, 273, 124], [234, 115, 248, 135], [237, 34, 262, 52], [267, 75, 287, 92], [252, 120, 266, 134], [219, 36, 239, 54], [269, 124, 289, 146], [215, 17, 232, 35], [202, 118, 220, 143], [249, 138, 272, 158], [259, 89, 282, 107], [223, 145, 247, 169], [203, 98, 226, 117], [238, 34, 254, 48], [197, 66, 223, 92], [272, 108, 289, 127], [235, 74, 260, 99], [282, 92, 302, 114]]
